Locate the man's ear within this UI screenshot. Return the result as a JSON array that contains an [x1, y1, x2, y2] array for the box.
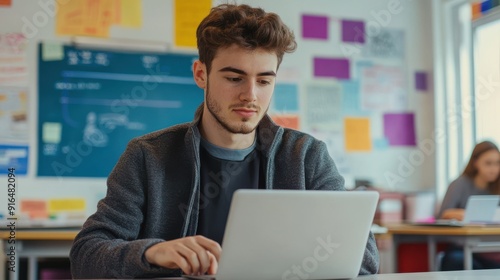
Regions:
[[193, 60, 207, 89]]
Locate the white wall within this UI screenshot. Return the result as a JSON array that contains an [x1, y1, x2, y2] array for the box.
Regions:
[[0, 0, 435, 217]]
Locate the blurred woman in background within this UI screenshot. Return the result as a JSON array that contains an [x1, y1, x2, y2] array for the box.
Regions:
[[438, 140, 500, 270]]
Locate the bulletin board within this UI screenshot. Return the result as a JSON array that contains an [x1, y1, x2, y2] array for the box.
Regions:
[[37, 43, 202, 177]]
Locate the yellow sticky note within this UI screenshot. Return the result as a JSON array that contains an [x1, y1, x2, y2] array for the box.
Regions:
[[119, 0, 142, 27], [344, 117, 372, 152], [48, 198, 86, 212], [174, 0, 212, 48]]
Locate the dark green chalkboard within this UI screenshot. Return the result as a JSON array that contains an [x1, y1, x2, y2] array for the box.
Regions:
[[37, 43, 203, 177]]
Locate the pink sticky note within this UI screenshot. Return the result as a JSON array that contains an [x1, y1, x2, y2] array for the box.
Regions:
[[341, 19, 365, 43], [383, 113, 417, 146], [302, 14, 328, 40], [415, 71, 428, 91], [314, 57, 350, 79]]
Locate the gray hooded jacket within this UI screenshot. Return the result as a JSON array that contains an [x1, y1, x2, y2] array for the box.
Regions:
[[70, 105, 379, 278]]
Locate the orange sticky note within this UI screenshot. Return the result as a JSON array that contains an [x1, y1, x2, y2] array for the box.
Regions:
[[344, 117, 372, 152], [0, 0, 12, 7], [112, 0, 121, 24], [56, 0, 113, 37], [21, 200, 48, 218], [271, 115, 300, 130]]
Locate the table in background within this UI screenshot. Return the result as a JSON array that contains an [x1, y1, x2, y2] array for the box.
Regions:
[[387, 223, 500, 272], [0, 229, 79, 280], [358, 269, 500, 279]]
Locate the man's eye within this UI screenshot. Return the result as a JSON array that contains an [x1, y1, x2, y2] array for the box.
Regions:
[[226, 77, 242, 82], [259, 80, 271, 85]]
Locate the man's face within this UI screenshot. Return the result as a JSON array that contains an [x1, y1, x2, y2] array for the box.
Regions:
[[196, 45, 278, 135]]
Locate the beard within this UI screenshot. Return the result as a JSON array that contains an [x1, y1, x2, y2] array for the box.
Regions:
[[205, 82, 266, 134]]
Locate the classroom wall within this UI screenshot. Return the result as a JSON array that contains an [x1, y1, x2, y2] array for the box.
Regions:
[[0, 0, 435, 217]]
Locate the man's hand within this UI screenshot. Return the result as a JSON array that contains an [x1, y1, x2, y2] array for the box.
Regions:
[[441, 208, 465, 221], [145, 235, 221, 275]]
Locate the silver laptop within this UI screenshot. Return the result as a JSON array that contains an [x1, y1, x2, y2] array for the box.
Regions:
[[184, 189, 379, 280], [418, 195, 500, 226]]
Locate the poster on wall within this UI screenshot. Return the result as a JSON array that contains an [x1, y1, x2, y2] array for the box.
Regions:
[[304, 82, 342, 131], [360, 65, 407, 111], [0, 144, 28, 175], [0, 87, 28, 141], [362, 28, 405, 60], [0, 33, 28, 86]]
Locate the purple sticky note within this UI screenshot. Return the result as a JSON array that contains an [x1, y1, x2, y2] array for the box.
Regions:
[[314, 57, 350, 79], [383, 113, 417, 146], [341, 19, 365, 43], [302, 14, 328, 40], [415, 71, 428, 91]]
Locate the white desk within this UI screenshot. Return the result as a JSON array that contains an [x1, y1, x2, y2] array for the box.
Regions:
[[387, 223, 500, 272], [0, 229, 79, 280], [162, 269, 500, 279]]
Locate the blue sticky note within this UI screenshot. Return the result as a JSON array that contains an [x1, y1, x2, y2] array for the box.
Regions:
[[373, 138, 390, 150], [341, 80, 363, 115], [273, 83, 299, 113]]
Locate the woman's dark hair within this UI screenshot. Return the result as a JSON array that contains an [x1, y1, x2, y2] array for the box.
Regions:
[[462, 141, 500, 194], [196, 4, 297, 74]]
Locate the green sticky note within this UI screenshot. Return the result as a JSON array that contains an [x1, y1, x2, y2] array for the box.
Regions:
[[42, 42, 64, 61]]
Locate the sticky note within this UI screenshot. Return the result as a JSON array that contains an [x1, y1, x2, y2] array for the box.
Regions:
[[174, 0, 211, 48], [373, 138, 390, 150], [383, 113, 417, 146], [273, 84, 299, 112], [42, 122, 62, 144], [120, 0, 142, 27], [341, 19, 365, 43], [0, 0, 11, 6], [302, 14, 329, 40], [21, 200, 48, 218], [48, 198, 86, 212], [42, 42, 64, 61], [415, 71, 428, 91], [341, 80, 364, 115], [344, 117, 371, 152], [270, 115, 299, 130], [314, 57, 350, 79]]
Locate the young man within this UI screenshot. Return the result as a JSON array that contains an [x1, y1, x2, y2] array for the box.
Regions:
[[70, 4, 379, 278]]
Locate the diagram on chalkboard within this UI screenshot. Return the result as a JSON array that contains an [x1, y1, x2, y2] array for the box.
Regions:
[[37, 43, 203, 177]]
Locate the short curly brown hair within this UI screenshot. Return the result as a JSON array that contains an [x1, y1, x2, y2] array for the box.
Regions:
[[196, 4, 297, 74]]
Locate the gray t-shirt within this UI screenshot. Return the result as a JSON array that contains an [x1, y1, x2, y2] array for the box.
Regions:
[[437, 175, 491, 218]]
